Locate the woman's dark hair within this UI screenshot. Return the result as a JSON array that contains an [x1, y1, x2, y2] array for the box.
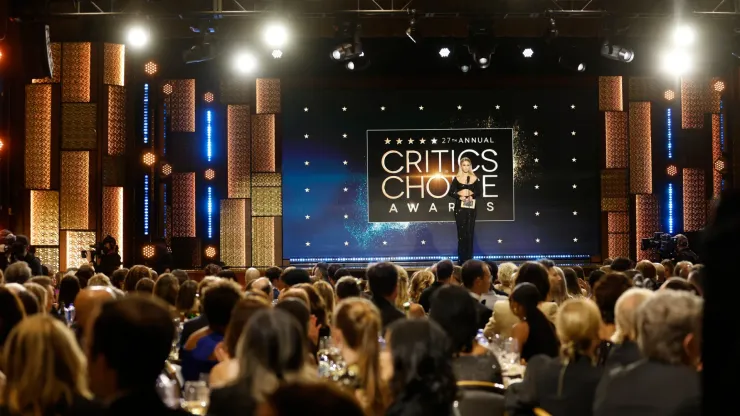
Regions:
[[661, 277, 700, 296], [593, 273, 633, 324], [514, 262, 550, 301], [202, 280, 243, 333], [123, 265, 152, 292], [572, 265, 585, 280], [224, 297, 270, 357], [153, 273, 179, 306], [510, 283, 559, 357], [385, 319, 457, 416], [0, 287, 25, 347], [562, 267, 582, 298], [334, 268, 352, 280], [58, 275, 81, 307], [292, 283, 328, 330], [110, 268, 129, 289], [588, 269, 606, 289], [335, 276, 361, 299], [134, 278, 155, 294], [16, 291, 39, 316], [75, 265, 95, 288], [428, 285, 478, 354], [176, 280, 198, 313]]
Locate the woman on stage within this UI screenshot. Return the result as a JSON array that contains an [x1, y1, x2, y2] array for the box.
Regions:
[[449, 157, 482, 264]]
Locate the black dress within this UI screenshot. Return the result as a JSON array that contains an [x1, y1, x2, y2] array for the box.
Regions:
[[448, 177, 483, 264]]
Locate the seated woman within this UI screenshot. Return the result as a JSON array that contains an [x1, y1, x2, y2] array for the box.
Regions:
[[207, 309, 317, 416], [606, 288, 653, 368], [505, 298, 604, 416], [332, 298, 389, 415], [429, 285, 503, 386], [510, 283, 560, 362]]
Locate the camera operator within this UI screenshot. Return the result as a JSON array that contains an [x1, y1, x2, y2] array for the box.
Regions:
[[0, 229, 15, 271], [94, 235, 122, 278], [674, 234, 699, 263], [9, 235, 42, 276]]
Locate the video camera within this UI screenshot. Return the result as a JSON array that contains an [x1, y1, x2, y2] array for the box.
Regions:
[[640, 232, 677, 260], [81, 235, 118, 261]]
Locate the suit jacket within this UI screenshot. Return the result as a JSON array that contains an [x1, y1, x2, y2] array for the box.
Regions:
[[372, 295, 406, 330], [473, 300, 493, 330], [593, 359, 700, 416], [108, 389, 191, 416], [604, 340, 642, 369], [418, 281, 445, 313], [483, 300, 558, 339]]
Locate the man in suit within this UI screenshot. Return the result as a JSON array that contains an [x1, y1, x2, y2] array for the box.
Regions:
[[367, 262, 405, 330], [418, 259, 454, 313], [461, 260, 493, 329]]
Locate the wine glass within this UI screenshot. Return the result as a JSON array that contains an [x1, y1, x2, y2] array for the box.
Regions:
[[181, 381, 209, 415]]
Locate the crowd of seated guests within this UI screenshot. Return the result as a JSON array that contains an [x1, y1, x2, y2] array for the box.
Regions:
[[0, 252, 704, 416]]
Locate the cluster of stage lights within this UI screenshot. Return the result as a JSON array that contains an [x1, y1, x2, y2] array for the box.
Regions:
[[660, 25, 696, 76], [142, 245, 155, 259], [205, 246, 217, 259]]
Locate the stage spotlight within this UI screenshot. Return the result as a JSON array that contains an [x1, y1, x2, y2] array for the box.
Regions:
[[205, 246, 217, 259], [664, 89, 675, 101], [161, 163, 172, 176], [558, 55, 586, 72], [714, 80, 726, 92], [163, 84, 173, 95], [142, 245, 155, 259], [127, 26, 149, 49], [263, 22, 288, 48], [0, 140, 3, 151], [346, 61, 355, 70], [272, 49, 283, 59], [142, 152, 156, 167], [234, 51, 257, 74], [439, 47, 451, 58], [660, 49, 692, 76], [522, 48, 534, 58], [460, 64, 470, 73], [205, 168, 215, 180], [144, 61, 157, 75], [667, 165, 678, 177], [715, 156, 730, 174], [204, 92, 214, 103], [601, 43, 635, 63], [672, 25, 696, 46]]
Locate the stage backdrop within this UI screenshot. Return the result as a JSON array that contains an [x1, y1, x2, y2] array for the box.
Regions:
[[283, 82, 600, 262]]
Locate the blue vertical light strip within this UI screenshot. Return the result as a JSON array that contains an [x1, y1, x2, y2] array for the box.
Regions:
[[144, 175, 150, 235], [668, 184, 674, 234], [666, 108, 673, 159], [143, 84, 150, 144], [163, 101, 168, 155], [666, 108, 674, 233], [207, 186, 213, 239], [207, 110, 213, 162]]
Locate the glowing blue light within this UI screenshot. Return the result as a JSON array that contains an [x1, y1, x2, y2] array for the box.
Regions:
[[144, 175, 150, 235], [143, 84, 149, 144], [667, 108, 672, 159], [668, 183, 674, 234], [207, 110, 212, 162], [163, 101, 168, 155], [288, 254, 591, 263], [207, 186, 213, 239]]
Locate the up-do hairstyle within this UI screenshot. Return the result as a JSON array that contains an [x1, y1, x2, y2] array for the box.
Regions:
[[556, 298, 602, 362]]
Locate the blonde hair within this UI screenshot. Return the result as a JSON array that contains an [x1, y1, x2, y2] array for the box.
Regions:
[[456, 157, 478, 181], [87, 273, 112, 287], [555, 298, 601, 362], [497, 262, 518, 287], [394, 266, 410, 309], [612, 288, 654, 343], [333, 298, 389, 415], [409, 271, 434, 303], [313, 280, 336, 321], [1, 315, 90, 415]]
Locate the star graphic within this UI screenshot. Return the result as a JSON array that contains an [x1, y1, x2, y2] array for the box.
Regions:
[[305, 188, 310, 192], [572, 157, 577, 162], [385, 138, 391, 144], [431, 138, 438, 144], [383, 241, 388, 245], [533, 105, 538, 109], [535, 185, 540, 189], [343, 160, 348, 165], [421, 240, 426, 245], [536, 238, 541, 243], [534, 158, 539, 163], [498, 239, 503, 244], [304, 161, 310, 166], [344, 241, 349, 246], [343, 187, 348, 192], [535, 211, 540, 216], [342, 133, 347, 138], [419, 105, 424, 110], [573, 211, 578, 216], [534, 131, 539, 136], [342, 106, 347, 111], [381, 106, 386, 111], [573, 238, 579, 242], [419, 138, 426, 144], [408, 138, 414, 144], [396, 138, 403, 145], [571, 131, 576, 136], [305, 242, 311, 246], [304, 134, 309, 139], [572, 184, 578, 189], [457, 105, 462, 110], [304, 107, 309, 112], [495, 105, 500, 110], [571, 104, 576, 109], [344, 214, 349, 219], [305, 215, 310, 220]]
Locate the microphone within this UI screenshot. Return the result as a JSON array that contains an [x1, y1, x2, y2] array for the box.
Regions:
[[466, 175, 470, 184]]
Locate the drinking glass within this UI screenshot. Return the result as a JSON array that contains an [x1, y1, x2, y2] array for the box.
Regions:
[[181, 381, 209, 415]]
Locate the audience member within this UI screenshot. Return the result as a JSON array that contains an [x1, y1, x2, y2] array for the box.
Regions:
[[264, 266, 282, 299], [153, 273, 179, 308], [74, 287, 116, 344], [58, 275, 81, 308], [367, 262, 404, 330], [75, 265, 96, 288], [4, 262, 32, 285], [418, 259, 453, 312], [24, 280, 51, 312], [674, 261, 693, 279], [279, 268, 312, 290], [588, 269, 606, 290], [610, 257, 631, 272], [312, 262, 329, 281], [134, 278, 155, 294], [460, 260, 493, 329], [123, 265, 153, 292], [660, 277, 701, 295], [687, 264, 705, 296], [313, 280, 336, 319], [110, 268, 129, 290], [203, 263, 222, 277], [509, 283, 559, 361], [16, 290, 39, 316], [607, 288, 654, 368], [247, 277, 274, 299], [87, 273, 112, 287], [175, 280, 198, 319], [217, 269, 238, 282], [592, 273, 633, 345], [495, 262, 518, 295], [258, 382, 365, 416], [335, 276, 362, 301]]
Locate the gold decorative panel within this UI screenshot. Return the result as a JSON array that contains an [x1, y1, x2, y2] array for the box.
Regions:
[[32, 42, 61, 84], [607, 212, 629, 233], [172, 173, 196, 237], [228, 105, 251, 198], [107, 86, 126, 156], [256, 78, 281, 114], [252, 187, 282, 216], [103, 43, 125, 86], [601, 169, 628, 212], [683, 169, 706, 232], [35, 247, 59, 274], [60, 152, 89, 230], [252, 173, 281, 187], [598, 76, 622, 112], [608, 234, 630, 259], [252, 114, 276, 172], [65, 231, 96, 271], [62, 104, 97, 149], [711, 114, 722, 198], [220, 79, 251, 104], [628, 77, 655, 101], [636, 195, 660, 261], [102, 187, 124, 261], [30, 190, 59, 246], [61, 43, 91, 103], [170, 79, 196, 132], [681, 78, 707, 129], [220, 199, 247, 267], [629, 102, 652, 194], [25, 84, 52, 190], [252, 216, 276, 267], [605, 112, 628, 169]]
